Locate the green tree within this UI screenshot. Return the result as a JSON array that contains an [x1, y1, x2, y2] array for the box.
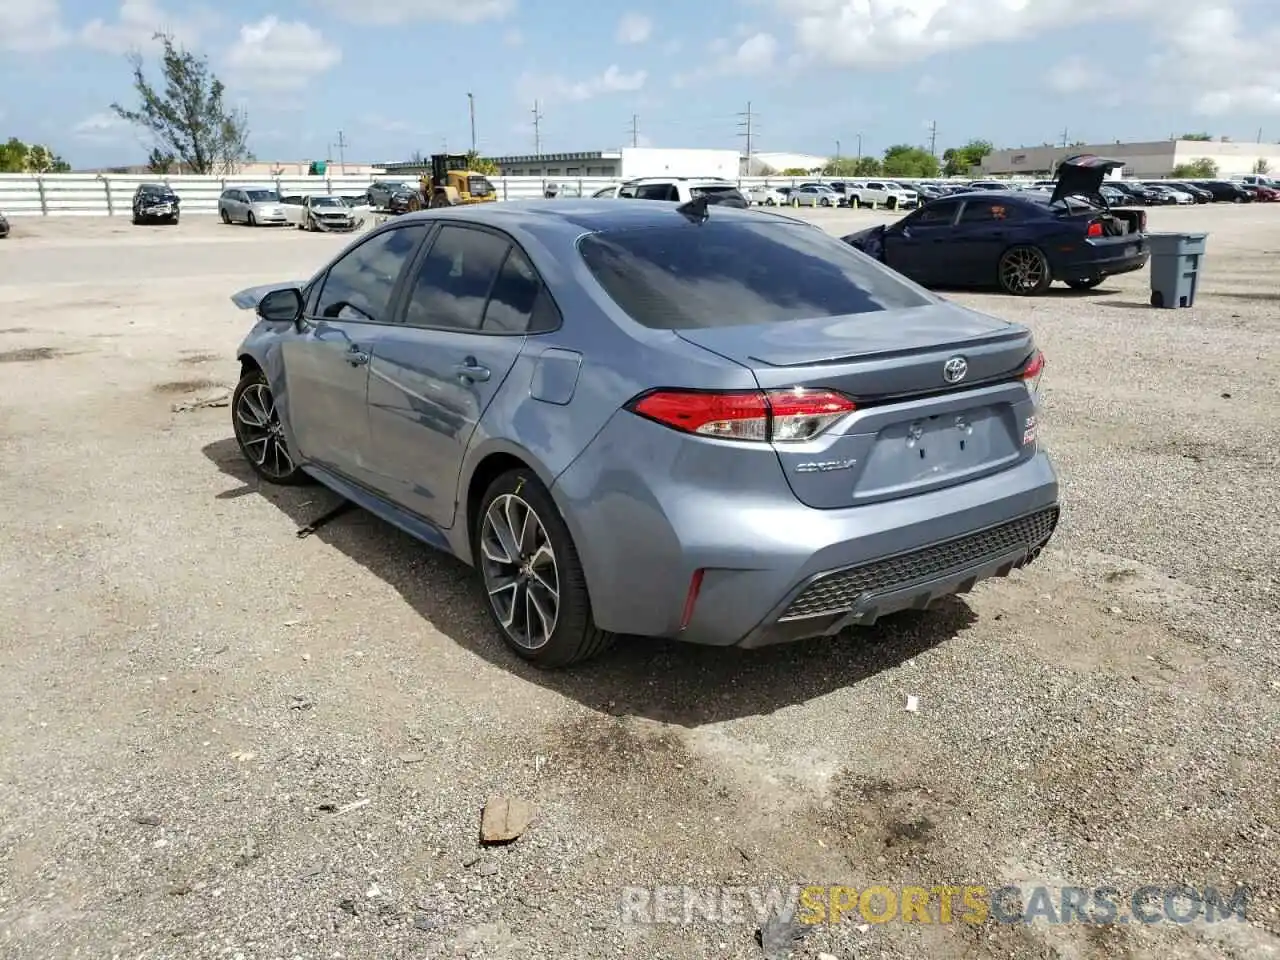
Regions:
[[850, 155, 882, 176], [1171, 157, 1219, 178], [464, 151, 500, 175], [882, 144, 940, 178], [1253, 158, 1270, 175], [941, 138, 993, 177], [0, 138, 70, 172], [147, 147, 176, 174], [780, 166, 813, 176], [111, 33, 252, 175], [1179, 132, 1212, 141]]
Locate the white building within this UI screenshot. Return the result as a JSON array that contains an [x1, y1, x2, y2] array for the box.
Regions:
[[489, 147, 740, 180], [983, 139, 1280, 178]]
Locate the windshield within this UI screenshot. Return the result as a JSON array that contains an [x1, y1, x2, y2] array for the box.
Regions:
[[468, 176, 494, 196], [246, 190, 279, 202], [312, 197, 341, 206], [579, 221, 930, 330]]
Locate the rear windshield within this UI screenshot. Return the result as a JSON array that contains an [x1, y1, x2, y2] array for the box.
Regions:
[[468, 176, 494, 196], [691, 185, 747, 207], [579, 221, 931, 330]]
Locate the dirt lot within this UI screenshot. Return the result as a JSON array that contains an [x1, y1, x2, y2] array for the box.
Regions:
[[1, 207, 1277, 960]]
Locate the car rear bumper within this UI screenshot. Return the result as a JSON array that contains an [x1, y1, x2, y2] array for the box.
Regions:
[[552, 413, 1060, 648], [1057, 246, 1149, 282]]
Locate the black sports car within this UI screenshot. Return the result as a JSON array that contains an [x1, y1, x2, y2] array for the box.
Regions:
[[843, 155, 1149, 296]]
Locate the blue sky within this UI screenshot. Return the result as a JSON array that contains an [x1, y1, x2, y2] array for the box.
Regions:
[[2, 0, 1279, 167]]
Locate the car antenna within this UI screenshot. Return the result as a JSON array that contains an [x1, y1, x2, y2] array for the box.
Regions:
[[676, 194, 709, 224]]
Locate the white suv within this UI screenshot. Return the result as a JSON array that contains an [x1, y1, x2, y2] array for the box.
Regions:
[[851, 180, 918, 210], [621, 177, 749, 207]]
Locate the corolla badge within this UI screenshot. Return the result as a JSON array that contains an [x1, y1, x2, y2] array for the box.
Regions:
[[942, 356, 968, 384]]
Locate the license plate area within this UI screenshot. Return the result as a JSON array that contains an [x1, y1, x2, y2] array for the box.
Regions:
[[853, 405, 1020, 500]]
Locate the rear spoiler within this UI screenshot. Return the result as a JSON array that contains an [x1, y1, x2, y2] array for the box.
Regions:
[[231, 281, 305, 310]]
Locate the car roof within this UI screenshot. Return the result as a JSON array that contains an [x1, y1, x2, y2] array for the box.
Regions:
[[385, 198, 799, 237]]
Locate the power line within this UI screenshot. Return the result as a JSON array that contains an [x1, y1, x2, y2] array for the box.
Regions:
[[736, 101, 757, 166], [531, 100, 544, 157]]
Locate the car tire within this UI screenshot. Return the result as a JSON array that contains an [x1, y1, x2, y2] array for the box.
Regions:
[[231, 369, 311, 486], [1066, 277, 1103, 291], [247, 211, 257, 226], [474, 468, 614, 668], [886, 196, 898, 210], [220, 208, 231, 224], [169, 215, 179, 225], [998, 245, 1053, 296]]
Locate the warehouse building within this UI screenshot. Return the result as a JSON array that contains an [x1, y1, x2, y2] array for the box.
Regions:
[[481, 147, 741, 180], [982, 139, 1280, 178]]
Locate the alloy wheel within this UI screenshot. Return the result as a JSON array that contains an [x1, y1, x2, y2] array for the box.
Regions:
[[479, 493, 560, 650], [1001, 248, 1048, 293], [235, 382, 295, 480]]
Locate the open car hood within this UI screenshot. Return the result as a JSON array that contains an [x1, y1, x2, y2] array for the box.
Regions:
[[1050, 154, 1126, 205]]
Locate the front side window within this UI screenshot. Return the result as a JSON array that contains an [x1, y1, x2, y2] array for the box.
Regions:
[[580, 220, 931, 330], [314, 225, 428, 324]]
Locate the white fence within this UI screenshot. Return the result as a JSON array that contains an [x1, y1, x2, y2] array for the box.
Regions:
[[0, 173, 925, 217]]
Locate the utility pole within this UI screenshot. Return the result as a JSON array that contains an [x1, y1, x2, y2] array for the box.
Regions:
[[855, 133, 862, 160], [835, 139, 841, 161], [927, 120, 937, 158], [630, 114, 639, 148], [1061, 127, 1070, 148], [532, 100, 543, 157], [335, 130, 347, 174], [468, 93, 477, 156], [736, 101, 756, 169]]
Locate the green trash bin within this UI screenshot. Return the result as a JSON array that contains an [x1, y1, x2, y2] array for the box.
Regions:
[[1147, 232, 1207, 308]]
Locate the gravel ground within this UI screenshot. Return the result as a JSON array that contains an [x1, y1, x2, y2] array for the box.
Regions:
[[0, 207, 1277, 960]]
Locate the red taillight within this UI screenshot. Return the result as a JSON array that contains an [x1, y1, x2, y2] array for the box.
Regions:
[[1021, 350, 1045, 392], [629, 388, 856, 443], [1086, 221, 1104, 238]]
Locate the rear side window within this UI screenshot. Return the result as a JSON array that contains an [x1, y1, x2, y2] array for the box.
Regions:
[[959, 201, 1021, 223], [402, 225, 510, 331], [579, 221, 931, 330]]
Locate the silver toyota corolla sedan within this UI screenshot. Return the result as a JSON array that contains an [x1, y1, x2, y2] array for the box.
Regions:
[[228, 199, 1060, 667]]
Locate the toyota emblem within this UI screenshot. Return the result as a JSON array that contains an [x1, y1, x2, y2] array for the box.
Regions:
[[942, 356, 968, 384]]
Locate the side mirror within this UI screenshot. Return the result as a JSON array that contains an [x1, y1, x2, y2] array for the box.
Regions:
[[258, 287, 303, 324]]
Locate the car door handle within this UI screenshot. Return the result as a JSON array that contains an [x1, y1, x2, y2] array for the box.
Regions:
[[346, 344, 369, 366], [454, 359, 490, 382]]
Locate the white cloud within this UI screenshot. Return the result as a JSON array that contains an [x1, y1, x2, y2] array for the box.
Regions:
[[502, 28, 523, 46], [72, 112, 131, 142], [778, 0, 1169, 67], [1147, 5, 1280, 114], [724, 32, 777, 72], [915, 74, 942, 95], [225, 16, 341, 92], [675, 31, 778, 86], [79, 0, 212, 54], [616, 12, 651, 44], [1045, 55, 1106, 94], [517, 65, 647, 103], [316, 0, 513, 24], [1, 0, 70, 51]]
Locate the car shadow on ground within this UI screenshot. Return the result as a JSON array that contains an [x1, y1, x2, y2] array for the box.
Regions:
[[202, 437, 976, 724], [929, 285, 1122, 299]]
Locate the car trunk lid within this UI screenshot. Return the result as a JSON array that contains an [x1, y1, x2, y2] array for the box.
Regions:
[[1049, 154, 1127, 206], [675, 304, 1041, 509]]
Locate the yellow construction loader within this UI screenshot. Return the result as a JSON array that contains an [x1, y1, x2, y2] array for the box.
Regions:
[[407, 153, 498, 210]]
